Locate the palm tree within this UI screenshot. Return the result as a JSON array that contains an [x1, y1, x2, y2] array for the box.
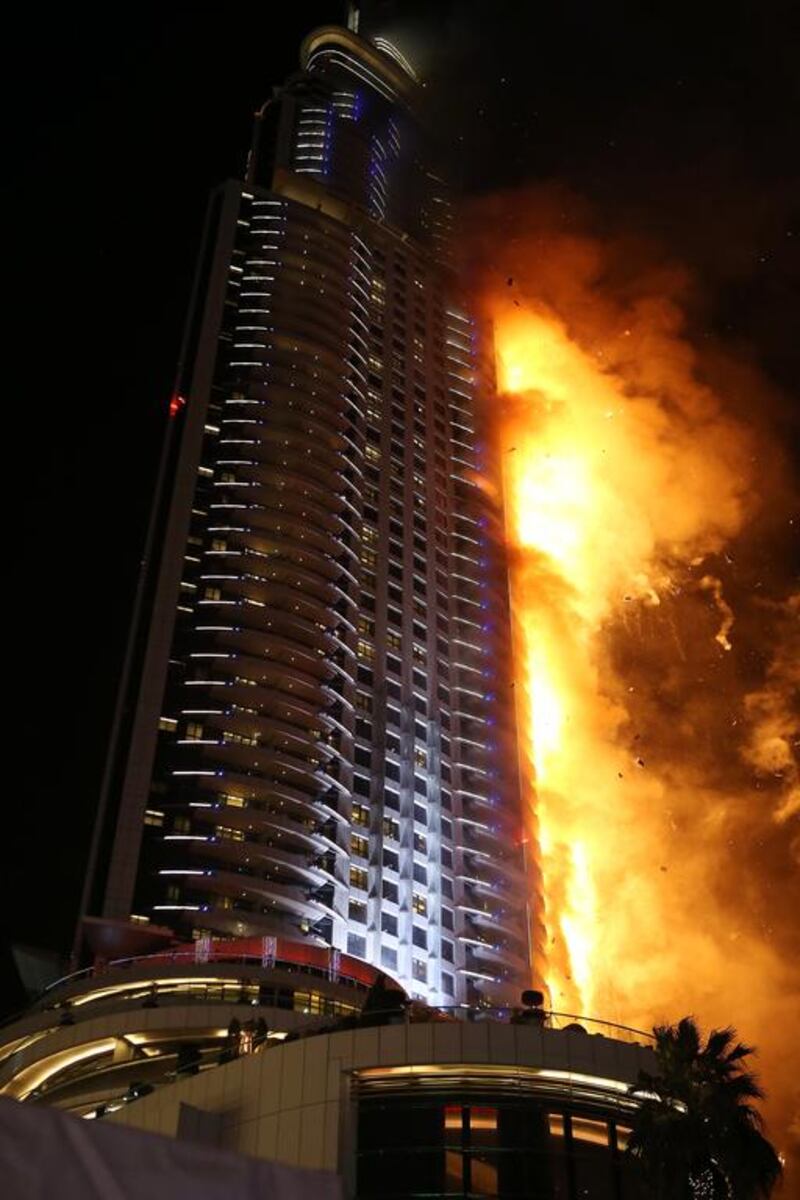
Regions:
[[626, 1016, 782, 1200]]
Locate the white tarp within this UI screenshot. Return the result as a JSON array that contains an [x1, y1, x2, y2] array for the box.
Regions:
[[0, 1097, 344, 1200]]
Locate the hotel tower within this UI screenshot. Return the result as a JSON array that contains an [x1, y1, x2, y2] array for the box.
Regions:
[[3, 26, 655, 1198], [82, 20, 530, 1008]]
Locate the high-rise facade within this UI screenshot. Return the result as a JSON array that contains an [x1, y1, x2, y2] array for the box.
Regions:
[[85, 24, 530, 1007]]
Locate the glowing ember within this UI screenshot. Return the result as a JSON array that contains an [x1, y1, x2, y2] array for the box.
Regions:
[[469, 188, 799, 1174]]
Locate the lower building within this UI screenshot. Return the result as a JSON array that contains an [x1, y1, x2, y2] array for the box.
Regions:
[[0, 943, 655, 1198]]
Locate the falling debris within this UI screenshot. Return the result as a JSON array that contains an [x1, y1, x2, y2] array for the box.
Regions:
[[699, 574, 735, 650]]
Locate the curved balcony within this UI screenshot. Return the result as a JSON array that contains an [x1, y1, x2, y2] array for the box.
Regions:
[[181, 733, 323, 781], [222, 501, 338, 560], [233, 462, 346, 520], [208, 615, 332, 662], [212, 698, 324, 739], [183, 836, 336, 892], [221, 473, 345, 537], [196, 663, 326, 712], [239, 553, 336, 605], [456, 903, 524, 942], [190, 776, 339, 833], [201, 869, 338, 925], [190, 803, 342, 861], [210, 639, 328, 688]]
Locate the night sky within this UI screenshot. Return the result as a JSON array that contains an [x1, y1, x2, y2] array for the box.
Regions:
[[4, 1, 797, 962]]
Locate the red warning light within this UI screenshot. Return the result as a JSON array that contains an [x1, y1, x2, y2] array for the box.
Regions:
[[169, 393, 187, 419]]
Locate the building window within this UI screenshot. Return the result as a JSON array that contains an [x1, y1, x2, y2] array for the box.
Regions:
[[412, 958, 427, 983], [381, 913, 398, 936], [412, 893, 427, 916], [352, 803, 369, 828], [380, 945, 397, 971], [384, 788, 399, 811], [216, 824, 244, 842], [350, 865, 368, 890], [382, 879, 399, 903], [349, 900, 367, 924], [347, 933, 366, 958], [351, 834, 368, 859]]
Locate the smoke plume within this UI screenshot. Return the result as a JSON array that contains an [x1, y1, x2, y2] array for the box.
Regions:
[[463, 185, 799, 1174]]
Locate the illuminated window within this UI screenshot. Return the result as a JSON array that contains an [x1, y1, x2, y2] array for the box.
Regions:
[[350, 865, 368, 890], [216, 825, 244, 842], [412, 892, 427, 916], [351, 833, 368, 859], [185, 721, 204, 740], [223, 794, 246, 808], [143, 810, 164, 827], [352, 803, 369, 828]]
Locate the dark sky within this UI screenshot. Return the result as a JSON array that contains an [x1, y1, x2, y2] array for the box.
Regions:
[[4, 1, 798, 960]]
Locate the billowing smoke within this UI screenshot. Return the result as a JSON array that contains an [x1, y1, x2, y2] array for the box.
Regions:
[[463, 185, 799, 1173]]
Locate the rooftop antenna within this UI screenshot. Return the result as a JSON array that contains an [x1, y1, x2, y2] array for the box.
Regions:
[[347, 2, 360, 33]]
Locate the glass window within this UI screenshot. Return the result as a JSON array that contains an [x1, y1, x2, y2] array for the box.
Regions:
[[347, 933, 366, 958], [350, 865, 368, 890]]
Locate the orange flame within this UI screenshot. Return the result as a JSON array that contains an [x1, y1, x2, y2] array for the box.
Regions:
[[470, 189, 799, 1172], [497, 301, 755, 1015]]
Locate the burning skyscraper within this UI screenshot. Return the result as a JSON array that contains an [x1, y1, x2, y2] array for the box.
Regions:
[[77, 21, 529, 1009]]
